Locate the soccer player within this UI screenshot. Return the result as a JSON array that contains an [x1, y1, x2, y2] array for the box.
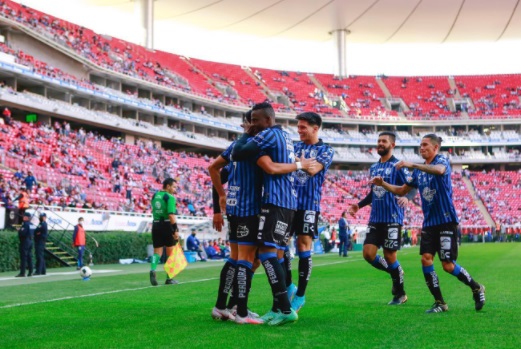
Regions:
[[232, 102, 300, 326], [284, 112, 333, 313], [208, 111, 263, 324], [149, 178, 179, 286], [209, 110, 314, 325], [348, 131, 415, 305], [371, 133, 486, 313]]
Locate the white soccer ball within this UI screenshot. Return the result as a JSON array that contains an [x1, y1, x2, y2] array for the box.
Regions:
[[79, 266, 92, 278]]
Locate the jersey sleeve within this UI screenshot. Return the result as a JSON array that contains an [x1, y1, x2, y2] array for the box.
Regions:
[[166, 194, 177, 215], [220, 142, 235, 163], [396, 166, 412, 186], [316, 145, 334, 171], [406, 169, 419, 188], [251, 128, 275, 151], [434, 155, 451, 176]]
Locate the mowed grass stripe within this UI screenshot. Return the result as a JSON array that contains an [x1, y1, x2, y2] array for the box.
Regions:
[[0, 244, 519, 349]]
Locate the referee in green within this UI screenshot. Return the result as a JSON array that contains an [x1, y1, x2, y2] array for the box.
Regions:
[[150, 178, 179, 286]]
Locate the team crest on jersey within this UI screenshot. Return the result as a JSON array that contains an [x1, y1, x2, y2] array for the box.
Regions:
[[385, 168, 392, 175], [422, 187, 436, 202], [154, 202, 162, 209], [373, 185, 387, 198], [309, 149, 317, 158]]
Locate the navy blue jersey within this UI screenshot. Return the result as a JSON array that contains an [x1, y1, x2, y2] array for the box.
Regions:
[[406, 154, 459, 228], [293, 140, 333, 211], [369, 155, 411, 224], [250, 125, 297, 210], [221, 142, 263, 217]]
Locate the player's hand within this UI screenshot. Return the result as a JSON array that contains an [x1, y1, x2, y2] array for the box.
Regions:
[[219, 195, 226, 214], [396, 196, 409, 207], [394, 160, 414, 170], [173, 231, 179, 240], [370, 176, 384, 186], [213, 213, 224, 232], [299, 156, 318, 173], [247, 124, 263, 136], [348, 204, 359, 217]]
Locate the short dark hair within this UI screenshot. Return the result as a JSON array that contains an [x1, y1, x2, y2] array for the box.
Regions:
[[251, 102, 275, 120], [296, 112, 322, 128], [243, 110, 252, 123], [379, 131, 396, 143], [162, 177, 176, 189], [423, 133, 443, 145]]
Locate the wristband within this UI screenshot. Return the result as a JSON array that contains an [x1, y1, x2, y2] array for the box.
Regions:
[[171, 223, 178, 232], [296, 162, 302, 170]]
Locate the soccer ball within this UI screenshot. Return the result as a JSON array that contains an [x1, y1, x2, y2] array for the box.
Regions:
[[79, 266, 92, 279]]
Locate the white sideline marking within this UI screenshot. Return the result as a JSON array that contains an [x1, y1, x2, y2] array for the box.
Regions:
[[0, 270, 121, 282], [1, 250, 420, 309], [0, 277, 219, 309]]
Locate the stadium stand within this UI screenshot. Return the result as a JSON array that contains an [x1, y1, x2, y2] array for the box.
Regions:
[[0, 0, 517, 234]]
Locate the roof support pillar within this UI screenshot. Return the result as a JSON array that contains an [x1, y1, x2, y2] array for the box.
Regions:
[[330, 29, 350, 78], [135, 0, 154, 49]]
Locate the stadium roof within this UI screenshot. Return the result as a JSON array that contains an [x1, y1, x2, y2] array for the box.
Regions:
[[85, 0, 521, 43]]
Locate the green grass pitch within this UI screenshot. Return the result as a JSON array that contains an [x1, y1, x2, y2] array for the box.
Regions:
[[1, 243, 519, 349]]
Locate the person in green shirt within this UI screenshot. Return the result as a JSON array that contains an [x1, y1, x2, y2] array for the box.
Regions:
[[150, 178, 179, 286]]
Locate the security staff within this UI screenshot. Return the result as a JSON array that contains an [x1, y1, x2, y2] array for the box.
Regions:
[[34, 212, 48, 275], [149, 178, 179, 286], [15, 212, 34, 277]]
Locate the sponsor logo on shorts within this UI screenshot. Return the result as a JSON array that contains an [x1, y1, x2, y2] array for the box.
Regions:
[[388, 227, 399, 240], [440, 237, 451, 250], [258, 216, 266, 231], [304, 211, 316, 224], [441, 230, 453, 236], [237, 225, 249, 238], [274, 221, 288, 236]]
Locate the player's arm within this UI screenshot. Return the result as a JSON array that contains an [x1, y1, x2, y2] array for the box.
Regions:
[[256, 155, 316, 175], [348, 191, 372, 217], [306, 146, 333, 177], [231, 133, 261, 161], [395, 160, 446, 176], [397, 187, 418, 207], [167, 196, 179, 240], [371, 176, 413, 196], [208, 155, 229, 211], [304, 161, 324, 176], [211, 167, 229, 232]]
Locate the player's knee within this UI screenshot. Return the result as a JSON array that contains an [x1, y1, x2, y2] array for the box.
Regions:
[[363, 250, 374, 262], [421, 255, 433, 266], [441, 261, 454, 273]]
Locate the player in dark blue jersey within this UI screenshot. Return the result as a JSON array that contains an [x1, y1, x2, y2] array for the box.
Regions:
[[211, 107, 315, 325], [209, 111, 264, 324], [348, 132, 414, 305], [371, 134, 486, 313], [283, 112, 333, 313], [232, 102, 306, 326]]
